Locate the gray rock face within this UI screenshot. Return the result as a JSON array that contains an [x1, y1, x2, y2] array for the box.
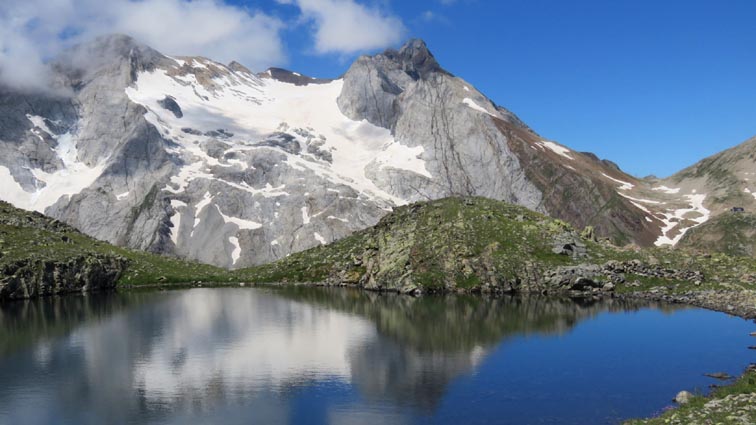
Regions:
[[0, 255, 127, 300], [0, 35, 671, 269], [335, 38, 663, 250], [338, 39, 543, 209], [158, 96, 183, 118]]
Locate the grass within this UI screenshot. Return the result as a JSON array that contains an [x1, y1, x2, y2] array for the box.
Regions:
[[234, 197, 592, 291], [626, 369, 756, 424]]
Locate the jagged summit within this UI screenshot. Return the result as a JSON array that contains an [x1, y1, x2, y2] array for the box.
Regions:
[[52, 33, 167, 86], [383, 38, 449, 80], [58, 33, 162, 67], [227, 61, 252, 74]]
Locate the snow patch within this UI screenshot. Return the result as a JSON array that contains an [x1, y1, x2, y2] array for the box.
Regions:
[[116, 191, 130, 201], [0, 166, 33, 209], [26, 115, 54, 136], [652, 186, 681, 194], [314, 232, 326, 245], [327, 215, 349, 223], [229, 236, 241, 265], [169, 200, 187, 246], [654, 194, 711, 246], [0, 129, 105, 212], [372, 141, 431, 178], [192, 192, 214, 236], [537, 141, 574, 160], [301, 206, 311, 225], [601, 172, 634, 190], [215, 205, 262, 230], [462, 98, 495, 116]]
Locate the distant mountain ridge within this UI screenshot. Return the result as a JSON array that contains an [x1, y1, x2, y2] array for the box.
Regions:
[[0, 34, 751, 267]]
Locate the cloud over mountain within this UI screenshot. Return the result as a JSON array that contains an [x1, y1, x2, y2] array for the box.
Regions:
[[0, 0, 286, 91], [277, 0, 405, 54]]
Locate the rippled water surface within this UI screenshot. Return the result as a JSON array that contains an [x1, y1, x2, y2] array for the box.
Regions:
[[0, 287, 754, 425]]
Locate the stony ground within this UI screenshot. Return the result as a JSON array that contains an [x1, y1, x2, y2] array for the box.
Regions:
[[619, 290, 756, 320]]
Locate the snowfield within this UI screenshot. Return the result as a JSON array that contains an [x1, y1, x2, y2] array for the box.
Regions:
[[654, 194, 711, 246], [125, 64, 431, 205]]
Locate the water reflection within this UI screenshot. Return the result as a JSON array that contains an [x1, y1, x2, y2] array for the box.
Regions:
[[0, 287, 748, 425]]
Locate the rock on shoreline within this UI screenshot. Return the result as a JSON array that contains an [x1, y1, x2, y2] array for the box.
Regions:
[[618, 290, 756, 320], [0, 255, 128, 301]]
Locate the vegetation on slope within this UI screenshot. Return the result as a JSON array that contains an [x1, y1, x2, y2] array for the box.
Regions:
[[679, 211, 756, 258], [0, 201, 229, 289], [238, 197, 592, 292], [4, 197, 756, 299], [236, 197, 756, 300]]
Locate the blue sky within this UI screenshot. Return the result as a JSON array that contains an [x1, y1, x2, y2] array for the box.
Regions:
[[238, 0, 756, 178], [4, 0, 755, 178]]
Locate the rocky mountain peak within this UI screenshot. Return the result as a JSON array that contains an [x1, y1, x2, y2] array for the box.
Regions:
[[227, 61, 252, 74], [53, 33, 166, 84], [260, 67, 331, 86], [383, 38, 447, 80]]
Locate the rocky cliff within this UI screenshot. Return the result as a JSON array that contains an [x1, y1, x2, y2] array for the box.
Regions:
[[0, 202, 128, 300], [0, 255, 126, 300]]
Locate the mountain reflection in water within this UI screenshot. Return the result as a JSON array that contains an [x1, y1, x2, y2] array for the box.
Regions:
[[0, 287, 751, 425]]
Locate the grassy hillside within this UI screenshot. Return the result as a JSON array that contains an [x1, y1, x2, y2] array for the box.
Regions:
[[0, 201, 230, 287], [678, 211, 756, 258], [237, 197, 591, 292], [235, 197, 756, 297], [4, 197, 756, 297]]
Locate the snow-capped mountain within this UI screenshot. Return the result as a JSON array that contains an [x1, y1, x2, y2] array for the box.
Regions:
[[0, 34, 740, 267]]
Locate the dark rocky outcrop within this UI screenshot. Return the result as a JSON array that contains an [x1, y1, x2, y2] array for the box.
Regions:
[[0, 255, 127, 301], [0, 201, 128, 301], [158, 95, 183, 118]]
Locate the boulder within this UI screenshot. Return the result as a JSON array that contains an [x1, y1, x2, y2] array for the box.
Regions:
[[674, 391, 695, 404]]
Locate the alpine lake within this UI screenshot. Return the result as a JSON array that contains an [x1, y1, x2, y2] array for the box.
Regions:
[[0, 286, 754, 425]]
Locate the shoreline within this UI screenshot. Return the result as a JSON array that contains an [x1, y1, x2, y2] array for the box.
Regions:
[[119, 279, 756, 322]]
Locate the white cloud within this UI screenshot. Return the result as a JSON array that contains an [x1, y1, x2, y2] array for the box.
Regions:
[[278, 0, 405, 54], [418, 10, 450, 25], [0, 0, 286, 91]]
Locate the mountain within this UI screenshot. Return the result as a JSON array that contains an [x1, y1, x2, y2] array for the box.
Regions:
[[665, 136, 756, 214], [0, 34, 746, 268]]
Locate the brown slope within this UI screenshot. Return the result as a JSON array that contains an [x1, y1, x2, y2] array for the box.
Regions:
[[494, 119, 660, 246]]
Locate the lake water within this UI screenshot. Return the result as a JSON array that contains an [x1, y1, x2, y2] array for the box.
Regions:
[[0, 287, 754, 425]]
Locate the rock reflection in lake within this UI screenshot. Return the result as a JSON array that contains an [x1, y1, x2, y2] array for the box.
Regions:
[[0, 287, 752, 425]]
